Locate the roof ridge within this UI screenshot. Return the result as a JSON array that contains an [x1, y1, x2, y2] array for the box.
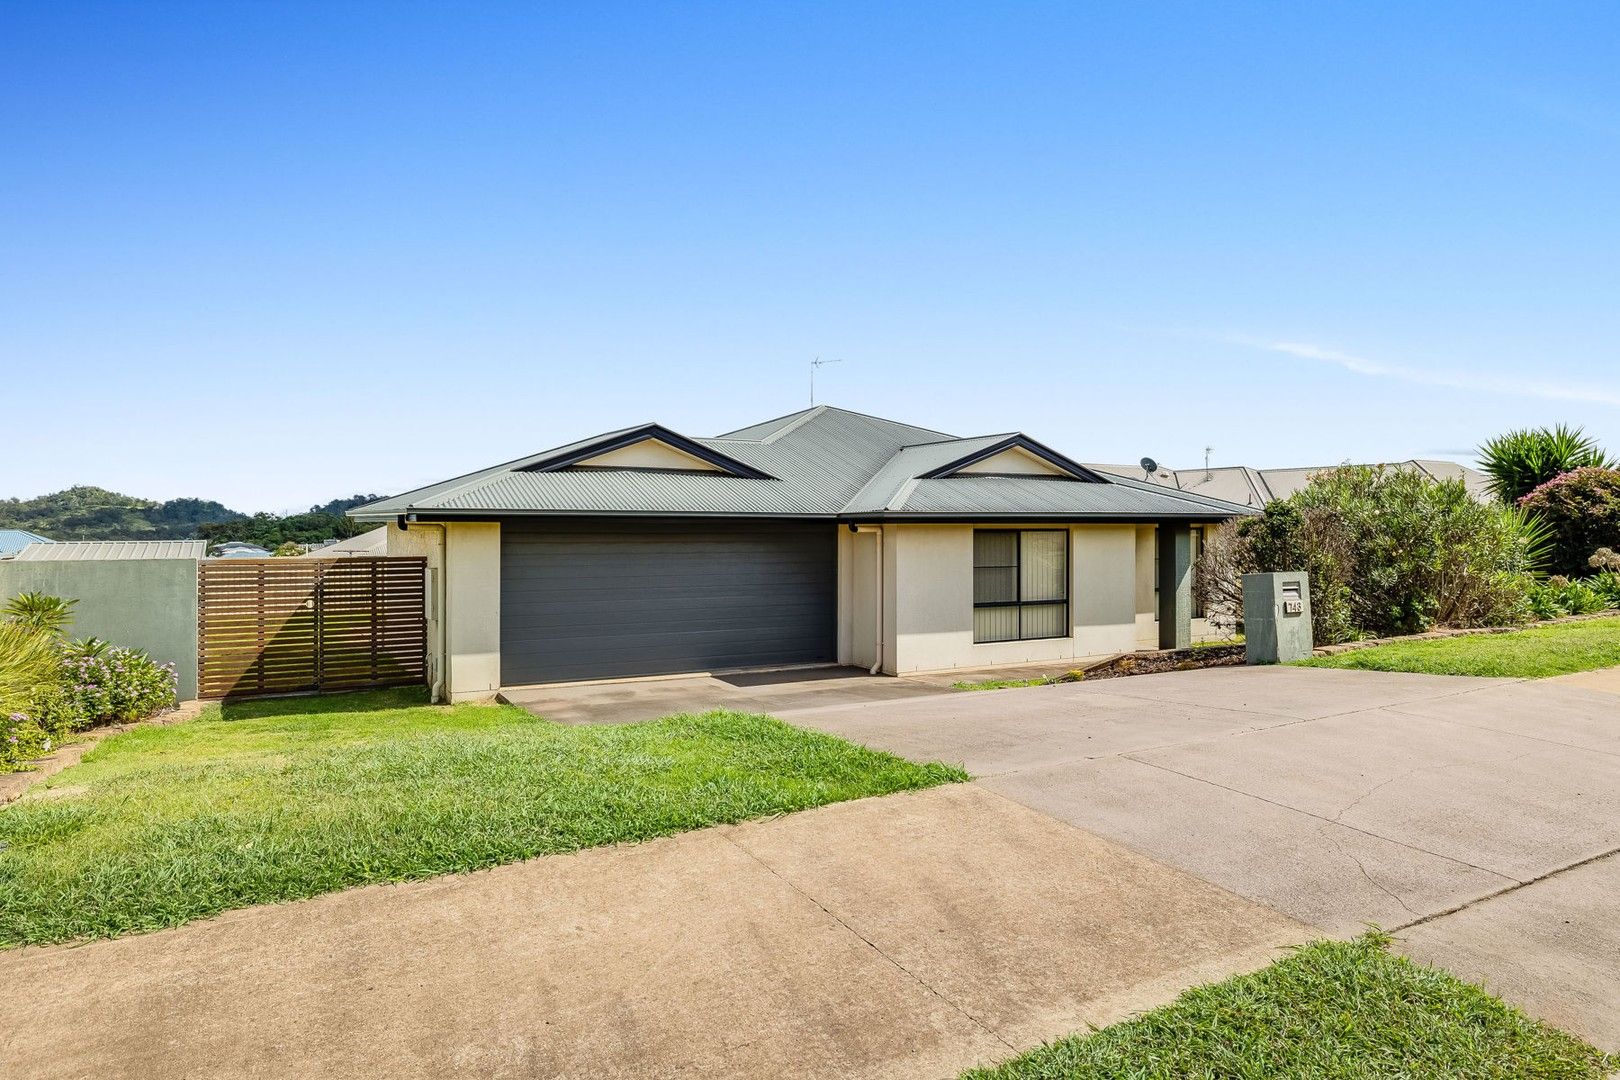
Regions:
[[898, 432, 1012, 450]]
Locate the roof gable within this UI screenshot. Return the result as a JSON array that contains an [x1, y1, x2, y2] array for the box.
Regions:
[[917, 435, 1108, 482], [517, 424, 775, 480]]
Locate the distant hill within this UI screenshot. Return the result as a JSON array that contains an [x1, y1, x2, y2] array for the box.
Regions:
[[0, 487, 385, 545]]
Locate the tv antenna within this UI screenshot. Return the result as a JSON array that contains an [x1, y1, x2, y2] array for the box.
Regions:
[[810, 357, 843, 406]]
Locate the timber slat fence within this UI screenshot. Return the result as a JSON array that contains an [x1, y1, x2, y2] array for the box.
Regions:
[[198, 558, 427, 698]]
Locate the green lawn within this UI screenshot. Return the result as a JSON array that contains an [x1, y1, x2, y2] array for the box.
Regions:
[[0, 689, 964, 947], [964, 934, 1614, 1079], [1297, 617, 1620, 678]]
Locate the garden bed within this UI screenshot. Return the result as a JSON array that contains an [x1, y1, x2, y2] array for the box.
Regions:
[[1074, 643, 1245, 680]]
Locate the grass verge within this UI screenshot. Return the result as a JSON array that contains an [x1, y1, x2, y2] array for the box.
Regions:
[[1297, 617, 1620, 678], [0, 688, 965, 947], [963, 933, 1615, 1079], [952, 676, 1057, 691]]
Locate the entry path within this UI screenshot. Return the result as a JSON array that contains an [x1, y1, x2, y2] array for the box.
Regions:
[[781, 665, 1620, 1050], [0, 784, 1304, 1080]]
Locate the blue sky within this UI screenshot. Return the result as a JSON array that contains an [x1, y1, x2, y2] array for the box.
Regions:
[[5, 2, 1619, 512]]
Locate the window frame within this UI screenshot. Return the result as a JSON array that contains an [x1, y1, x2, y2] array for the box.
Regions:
[[972, 528, 1070, 643]]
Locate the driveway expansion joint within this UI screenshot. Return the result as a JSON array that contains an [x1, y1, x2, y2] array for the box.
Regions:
[[1388, 847, 1620, 935]]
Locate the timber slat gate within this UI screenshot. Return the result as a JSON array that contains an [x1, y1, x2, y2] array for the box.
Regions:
[[198, 557, 427, 699]]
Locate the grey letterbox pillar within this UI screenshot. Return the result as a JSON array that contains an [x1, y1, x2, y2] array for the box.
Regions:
[[1243, 571, 1313, 664]]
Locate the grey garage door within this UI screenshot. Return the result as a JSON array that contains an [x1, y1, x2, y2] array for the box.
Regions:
[[501, 519, 836, 685]]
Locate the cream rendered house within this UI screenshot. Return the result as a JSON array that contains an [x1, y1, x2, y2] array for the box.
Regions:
[[351, 407, 1253, 701]]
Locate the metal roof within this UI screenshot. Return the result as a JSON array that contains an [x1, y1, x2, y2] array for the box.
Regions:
[[299, 527, 388, 558], [12, 539, 206, 561], [353, 405, 1256, 523], [0, 529, 53, 557], [1091, 458, 1492, 507]]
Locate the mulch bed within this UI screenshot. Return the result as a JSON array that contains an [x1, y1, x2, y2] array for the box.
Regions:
[[1065, 644, 1246, 681]]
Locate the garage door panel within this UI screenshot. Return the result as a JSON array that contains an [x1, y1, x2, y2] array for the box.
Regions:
[[501, 520, 836, 684]]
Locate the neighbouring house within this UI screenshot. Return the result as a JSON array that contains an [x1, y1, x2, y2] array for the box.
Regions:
[[298, 527, 387, 558], [0, 529, 53, 558], [210, 541, 273, 559], [1091, 459, 1492, 507], [2, 540, 206, 700], [351, 406, 1255, 701]]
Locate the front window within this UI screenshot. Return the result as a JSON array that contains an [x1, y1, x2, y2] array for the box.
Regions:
[[973, 530, 1069, 643]]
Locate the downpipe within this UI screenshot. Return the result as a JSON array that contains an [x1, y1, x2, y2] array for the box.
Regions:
[[400, 516, 449, 703], [850, 525, 885, 675]]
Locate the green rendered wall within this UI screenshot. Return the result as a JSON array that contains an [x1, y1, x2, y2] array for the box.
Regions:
[[0, 559, 199, 700]]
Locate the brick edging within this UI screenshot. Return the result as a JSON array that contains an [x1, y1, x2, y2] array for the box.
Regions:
[[0, 700, 208, 806]]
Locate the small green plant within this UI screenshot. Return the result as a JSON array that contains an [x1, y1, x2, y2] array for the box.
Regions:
[[2, 592, 78, 637], [1528, 576, 1607, 620], [1478, 424, 1617, 503], [62, 637, 112, 660]]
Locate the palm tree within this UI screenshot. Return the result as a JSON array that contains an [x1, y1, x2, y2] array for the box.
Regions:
[[1476, 425, 1616, 503]]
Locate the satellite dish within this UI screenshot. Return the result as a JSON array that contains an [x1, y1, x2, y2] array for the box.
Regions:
[[1140, 456, 1159, 477]]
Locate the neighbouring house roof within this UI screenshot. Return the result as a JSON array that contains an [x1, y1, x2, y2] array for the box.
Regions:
[[0, 529, 53, 557], [1089, 458, 1492, 508], [353, 406, 1256, 523], [210, 542, 273, 558], [299, 527, 388, 558], [12, 539, 206, 561]]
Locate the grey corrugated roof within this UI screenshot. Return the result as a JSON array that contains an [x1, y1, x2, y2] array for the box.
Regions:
[[12, 539, 206, 561], [870, 475, 1243, 518], [299, 527, 388, 558], [353, 405, 1255, 522], [840, 435, 1012, 514], [1092, 459, 1491, 507]]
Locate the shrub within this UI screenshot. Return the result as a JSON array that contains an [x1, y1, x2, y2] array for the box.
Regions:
[[1516, 467, 1620, 578], [0, 621, 68, 770], [55, 647, 178, 727], [1198, 466, 1545, 644], [0, 621, 62, 719], [1, 710, 56, 770], [1478, 424, 1616, 503]]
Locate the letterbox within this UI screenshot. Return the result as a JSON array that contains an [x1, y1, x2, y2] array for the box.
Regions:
[[1242, 571, 1314, 664]]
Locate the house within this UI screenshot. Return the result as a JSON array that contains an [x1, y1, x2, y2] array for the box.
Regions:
[[1092, 459, 1491, 507], [351, 406, 1254, 701], [0, 529, 53, 558], [210, 541, 273, 558], [299, 527, 388, 558]]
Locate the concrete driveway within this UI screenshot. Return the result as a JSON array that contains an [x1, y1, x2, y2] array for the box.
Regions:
[[781, 665, 1620, 1050]]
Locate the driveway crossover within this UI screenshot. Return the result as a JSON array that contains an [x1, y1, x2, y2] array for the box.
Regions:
[[781, 665, 1620, 1050]]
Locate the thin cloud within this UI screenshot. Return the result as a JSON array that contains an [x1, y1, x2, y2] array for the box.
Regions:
[[1233, 337, 1620, 408]]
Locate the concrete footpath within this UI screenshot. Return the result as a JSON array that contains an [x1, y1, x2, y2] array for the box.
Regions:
[[0, 784, 1306, 1080]]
